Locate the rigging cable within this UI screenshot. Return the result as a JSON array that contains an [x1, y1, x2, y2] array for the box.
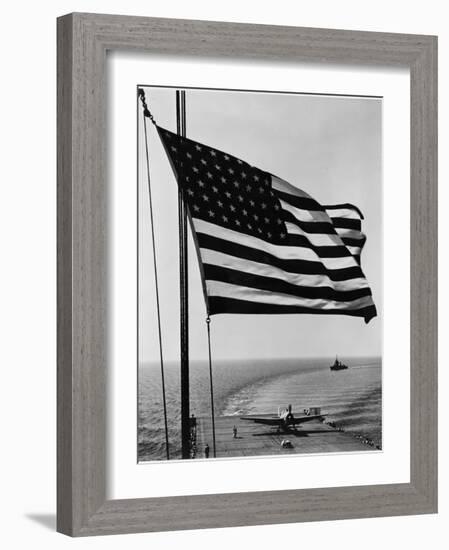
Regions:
[[206, 316, 217, 457], [139, 88, 170, 460]]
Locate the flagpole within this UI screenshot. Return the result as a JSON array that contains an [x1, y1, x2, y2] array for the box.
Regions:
[[177, 90, 190, 459]]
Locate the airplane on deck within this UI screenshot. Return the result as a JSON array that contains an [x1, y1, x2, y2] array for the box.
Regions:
[[240, 404, 324, 433]]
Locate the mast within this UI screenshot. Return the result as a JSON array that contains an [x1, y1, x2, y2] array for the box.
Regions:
[[177, 90, 190, 459]]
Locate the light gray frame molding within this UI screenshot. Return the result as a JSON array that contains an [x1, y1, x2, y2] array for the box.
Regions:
[[57, 12, 437, 536]]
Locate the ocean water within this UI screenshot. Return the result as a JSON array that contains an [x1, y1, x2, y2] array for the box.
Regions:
[[138, 356, 382, 461]]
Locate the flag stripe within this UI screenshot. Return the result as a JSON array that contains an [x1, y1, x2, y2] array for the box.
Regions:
[[280, 204, 339, 234], [200, 248, 370, 291], [347, 246, 362, 256], [203, 264, 372, 302], [279, 204, 331, 223], [195, 219, 365, 272], [284, 222, 350, 248], [329, 217, 362, 231], [195, 219, 357, 266], [280, 195, 363, 233], [324, 208, 361, 220], [208, 296, 377, 321], [334, 228, 366, 241], [341, 235, 366, 247], [280, 233, 353, 258], [285, 225, 365, 258], [206, 280, 374, 310], [276, 190, 327, 214], [275, 186, 363, 228], [323, 203, 365, 219], [197, 233, 364, 281]]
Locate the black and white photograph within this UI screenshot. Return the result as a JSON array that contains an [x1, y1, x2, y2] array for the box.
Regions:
[[137, 85, 382, 462], [1, 1, 441, 545]]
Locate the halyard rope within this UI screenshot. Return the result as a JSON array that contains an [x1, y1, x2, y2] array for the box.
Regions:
[[139, 88, 170, 460]]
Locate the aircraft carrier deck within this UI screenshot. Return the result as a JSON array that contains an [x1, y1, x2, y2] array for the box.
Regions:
[[192, 414, 375, 459]]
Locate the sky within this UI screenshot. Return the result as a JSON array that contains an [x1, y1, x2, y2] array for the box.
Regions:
[[138, 86, 382, 363]]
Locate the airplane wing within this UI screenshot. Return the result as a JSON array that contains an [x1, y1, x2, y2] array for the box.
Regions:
[[239, 416, 280, 426], [289, 414, 323, 425]]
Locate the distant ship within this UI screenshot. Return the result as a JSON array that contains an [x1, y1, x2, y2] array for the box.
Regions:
[[330, 356, 348, 371]]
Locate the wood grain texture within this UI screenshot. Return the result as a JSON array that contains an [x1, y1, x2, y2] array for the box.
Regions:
[[57, 12, 438, 536], [57, 13, 74, 536]]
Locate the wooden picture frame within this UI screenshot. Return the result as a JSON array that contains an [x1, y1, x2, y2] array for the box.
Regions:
[[57, 12, 437, 536]]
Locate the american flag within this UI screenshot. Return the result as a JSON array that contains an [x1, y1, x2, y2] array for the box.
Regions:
[[157, 126, 377, 323]]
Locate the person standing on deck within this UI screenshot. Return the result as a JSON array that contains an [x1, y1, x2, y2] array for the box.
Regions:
[[233, 425, 238, 439], [204, 444, 210, 458]]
